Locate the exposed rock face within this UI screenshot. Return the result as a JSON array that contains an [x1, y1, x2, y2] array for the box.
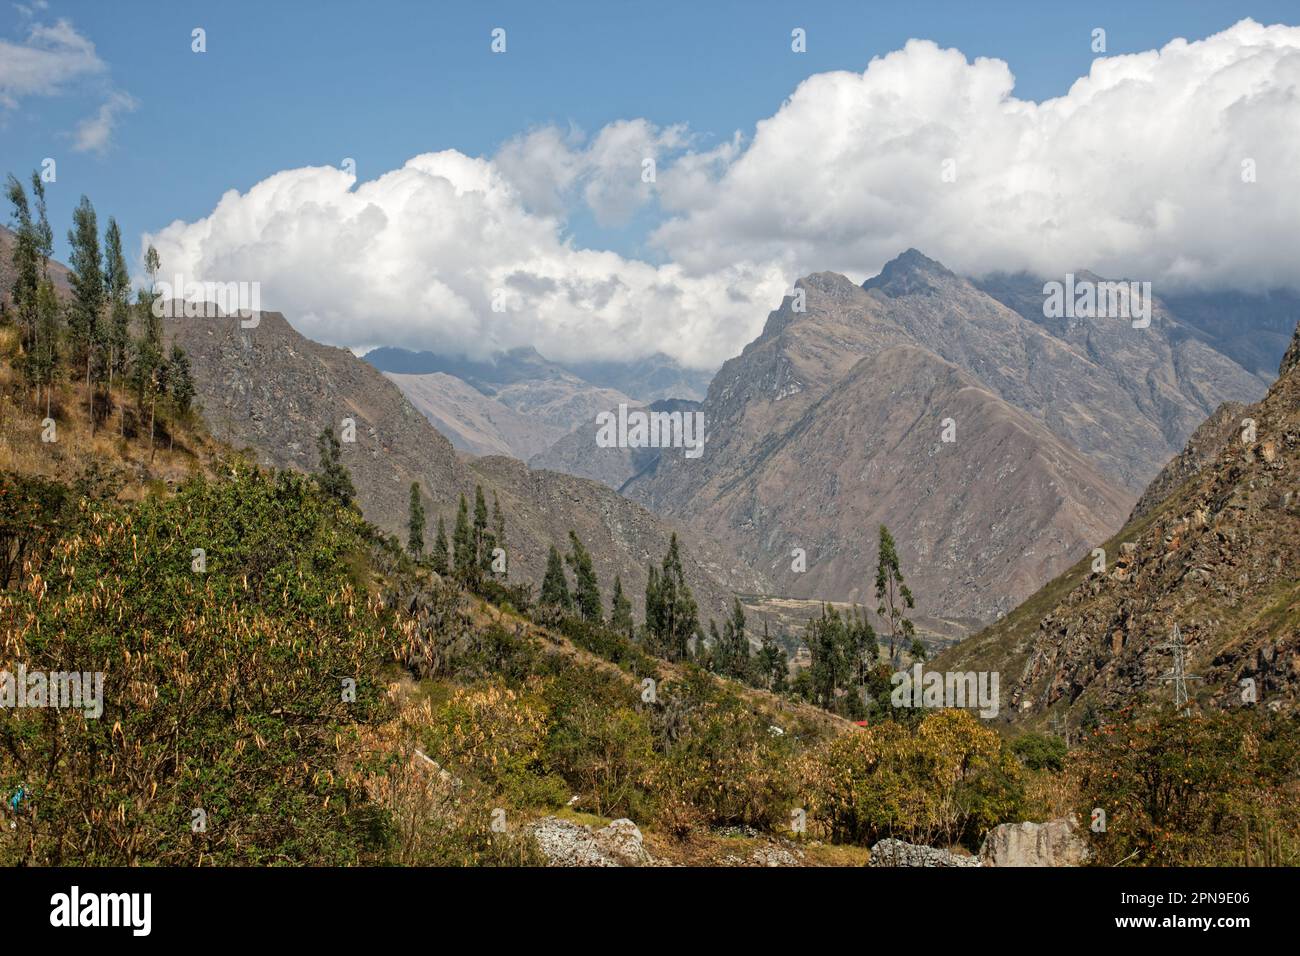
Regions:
[[936, 321, 1300, 719], [165, 310, 761, 625], [1160, 287, 1300, 380], [527, 817, 651, 867], [1130, 401, 1247, 520], [979, 818, 1089, 867], [973, 270, 1270, 488], [868, 838, 981, 867], [626, 256, 1135, 626]]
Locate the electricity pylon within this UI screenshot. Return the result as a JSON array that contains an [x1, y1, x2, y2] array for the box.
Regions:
[[1157, 623, 1201, 715]]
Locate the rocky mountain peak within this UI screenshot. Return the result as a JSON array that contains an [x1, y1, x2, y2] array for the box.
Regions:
[[861, 248, 956, 297]]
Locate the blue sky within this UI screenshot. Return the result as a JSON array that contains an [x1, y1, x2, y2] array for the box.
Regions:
[[4, 0, 1296, 262], [4, 2, 1299, 367]]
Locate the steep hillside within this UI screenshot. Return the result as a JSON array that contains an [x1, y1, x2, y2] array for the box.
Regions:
[[626, 250, 1272, 629], [935, 324, 1300, 725], [164, 309, 761, 625], [891, 257, 1266, 492]]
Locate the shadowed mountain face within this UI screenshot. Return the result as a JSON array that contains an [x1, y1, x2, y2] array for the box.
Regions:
[[936, 324, 1300, 721], [165, 310, 765, 626], [625, 249, 1270, 628]]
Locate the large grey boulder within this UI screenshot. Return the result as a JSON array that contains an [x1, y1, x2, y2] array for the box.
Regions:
[[527, 817, 651, 867], [979, 817, 1089, 867]]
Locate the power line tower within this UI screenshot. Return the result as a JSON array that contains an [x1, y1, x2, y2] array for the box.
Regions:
[[1049, 712, 1070, 746], [1157, 623, 1201, 715]]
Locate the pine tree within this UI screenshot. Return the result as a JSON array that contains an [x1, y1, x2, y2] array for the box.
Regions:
[[609, 574, 633, 636], [705, 619, 722, 670], [565, 530, 602, 622], [875, 524, 916, 667], [67, 195, 105, 430], [758, 620, 788, 693], [4, 175, 39, 350], [805, 605, 850, 710], [315, 425, 355, 506], [644, 564, 662, 648], [472, 485, 489, 562], [134, 246, 165, 452], [407, 482, 426, 557], [432, 515, 450, 575], [31, 278, 60, 416], [719, 597, 750, 680], [102, 217, 131, 427], [647, 533, 697, 662], [166, 345, 195, 417], [30, 172, 52, 275], [540, 545, 571, 609], [452, 494, 473, 580]]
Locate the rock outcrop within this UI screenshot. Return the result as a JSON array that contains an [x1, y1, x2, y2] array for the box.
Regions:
[[979, 818, 1089, 867], [527, 817, 651, 867]]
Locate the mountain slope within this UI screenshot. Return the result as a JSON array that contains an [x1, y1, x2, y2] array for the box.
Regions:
[[165, 310, 763, 625], [366, 345, 634, 463], [382, 370, 559, 459], [625, 258, 1134, 627], [626, 250, 1272, 629], [935, 324, 1300, 723], [891, 256, 1267, 491]]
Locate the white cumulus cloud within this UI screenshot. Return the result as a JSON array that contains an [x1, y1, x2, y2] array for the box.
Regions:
[[653, 18, 1300, 291], [144, 152, 786, 369], [145, 18, 1300, 370]]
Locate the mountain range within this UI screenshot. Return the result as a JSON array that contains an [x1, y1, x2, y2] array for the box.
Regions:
[[164, 309, 765, 629], [622, 251, 1275, 627]]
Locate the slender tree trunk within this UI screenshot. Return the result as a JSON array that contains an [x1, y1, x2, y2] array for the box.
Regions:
[[86, 353, 94, 435], [149, 396, 157, 463]]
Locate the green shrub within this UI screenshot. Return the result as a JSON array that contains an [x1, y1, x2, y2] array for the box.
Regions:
[[0, 465, 392, 865], [1012, 731, 1068, 772]]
